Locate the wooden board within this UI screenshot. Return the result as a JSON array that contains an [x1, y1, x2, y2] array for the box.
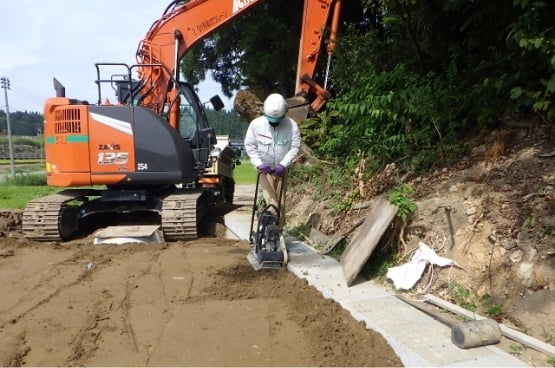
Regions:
[[340, 197, 398, 286]]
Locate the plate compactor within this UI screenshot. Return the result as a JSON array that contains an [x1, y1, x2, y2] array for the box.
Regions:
[[247, 172, 288, 271]]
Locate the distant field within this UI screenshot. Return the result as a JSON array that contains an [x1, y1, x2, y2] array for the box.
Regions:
[[234, 158, 256, 184], [0, 159, 43, 165], [0, 160, 45, 175]]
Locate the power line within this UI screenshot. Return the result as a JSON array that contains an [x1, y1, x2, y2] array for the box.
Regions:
[[1, 77, 16, 178], [10, 84, 46, 104], [5, 81, 47, 113]]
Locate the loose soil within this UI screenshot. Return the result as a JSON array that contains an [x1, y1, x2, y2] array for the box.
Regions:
[[0, 191, 400, 367]]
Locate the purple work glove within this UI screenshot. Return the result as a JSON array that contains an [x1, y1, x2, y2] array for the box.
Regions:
[[257, 163, 272, 174], [274, 164, 286, 177]]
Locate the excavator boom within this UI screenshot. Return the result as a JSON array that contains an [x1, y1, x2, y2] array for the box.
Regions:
[[137, 0, 342, 121]]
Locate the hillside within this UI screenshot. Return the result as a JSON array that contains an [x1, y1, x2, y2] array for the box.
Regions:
[[287, 118, 554, 364]]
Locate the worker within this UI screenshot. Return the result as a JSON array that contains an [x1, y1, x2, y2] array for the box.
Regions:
[[244, 93, 301, 230]]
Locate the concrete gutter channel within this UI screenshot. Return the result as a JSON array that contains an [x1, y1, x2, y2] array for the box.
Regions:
[[224, 190, 528, 367]]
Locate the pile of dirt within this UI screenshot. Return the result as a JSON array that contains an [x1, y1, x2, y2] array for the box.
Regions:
[[287, 119, 554, 364]]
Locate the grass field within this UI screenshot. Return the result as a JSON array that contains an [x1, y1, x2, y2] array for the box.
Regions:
[[0, 185, 58, 209], [234, 158, 257, 184]]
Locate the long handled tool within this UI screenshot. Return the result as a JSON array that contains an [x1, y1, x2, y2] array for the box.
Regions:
[[247, 172, 288, 271]]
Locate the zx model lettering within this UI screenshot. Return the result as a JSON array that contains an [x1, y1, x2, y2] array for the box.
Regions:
[[97, 152, 128, 165], [98, 144, 121, 150]]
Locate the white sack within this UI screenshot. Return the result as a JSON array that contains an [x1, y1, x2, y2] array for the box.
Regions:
[[386, 242, 461, 290]]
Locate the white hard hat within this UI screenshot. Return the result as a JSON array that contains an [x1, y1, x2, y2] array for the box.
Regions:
[[263, 93, 287, 123]]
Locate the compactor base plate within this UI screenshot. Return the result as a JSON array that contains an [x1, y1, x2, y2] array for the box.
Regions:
[[247, 234, 287, 271]]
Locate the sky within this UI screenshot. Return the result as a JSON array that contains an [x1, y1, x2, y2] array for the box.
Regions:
[[0, 0, 234, 113]]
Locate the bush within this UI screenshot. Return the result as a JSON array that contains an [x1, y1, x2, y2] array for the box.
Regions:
[[1, 173, 47, 186]]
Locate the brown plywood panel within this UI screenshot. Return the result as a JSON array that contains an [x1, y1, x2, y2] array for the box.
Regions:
[[340, 197, 398, 286]]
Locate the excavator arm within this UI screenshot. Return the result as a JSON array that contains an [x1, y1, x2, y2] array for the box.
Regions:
[[136, 0, 342, 124]]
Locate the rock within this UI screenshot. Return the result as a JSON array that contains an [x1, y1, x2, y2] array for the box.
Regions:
[[518, 262, 534, 288], [501, 240, 518, 250], [466, 206, 477, 216], [528, 247, 537, 262], [509, 249, 523, 263]]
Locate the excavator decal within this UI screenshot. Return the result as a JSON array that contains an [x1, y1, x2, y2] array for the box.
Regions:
[[89, 113, 133, 136]]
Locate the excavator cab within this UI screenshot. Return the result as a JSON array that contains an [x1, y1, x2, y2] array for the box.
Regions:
[[106, 64, 221, 173], [173, 81, 219, 170]]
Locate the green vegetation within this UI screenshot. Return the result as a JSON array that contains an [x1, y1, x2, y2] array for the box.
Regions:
[[2, 173, 46, 186], [364, 252, 399, 282], [542, 327, 554, 344], [509, 344, 524, 356], [205, 109, 249, 140], [3, 1, 555, 243], [387, 184, 417, 220], [448, 281, 477, 312], [0, 111, 43, 136], [0, 159, 43, 165], [5, 1, 554, 219], [234, 158, 257, 184], [0, 169, 51, 209], [486, 305, 504, 319], [0, 185, 57, 209], [0, 136, 43, 148], [481, 294, 505, 319]]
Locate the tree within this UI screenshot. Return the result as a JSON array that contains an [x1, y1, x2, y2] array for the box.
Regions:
[[0, 110, 42, 136], [181, 0, 365, 100]]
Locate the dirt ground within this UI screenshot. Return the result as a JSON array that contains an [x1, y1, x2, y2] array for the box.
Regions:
[[287, 119, 554, 366], [0, 198, 401, 366]]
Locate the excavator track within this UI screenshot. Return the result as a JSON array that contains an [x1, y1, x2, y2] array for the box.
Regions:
[[23, 188, 211, 242], [22, 189, 91, 242], [160, 189, 211, 241]]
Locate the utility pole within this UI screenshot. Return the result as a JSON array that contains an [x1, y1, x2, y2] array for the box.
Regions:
[[1, 77, 16, 179]]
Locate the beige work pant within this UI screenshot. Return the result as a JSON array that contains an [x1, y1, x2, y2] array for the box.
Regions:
[[258, 172, 287, 230]]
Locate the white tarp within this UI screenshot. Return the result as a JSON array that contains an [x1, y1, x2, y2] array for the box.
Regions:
[[386, 242, 461, 290]]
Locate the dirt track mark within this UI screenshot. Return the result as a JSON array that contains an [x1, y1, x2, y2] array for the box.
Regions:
[[64, 290, 112, 366]]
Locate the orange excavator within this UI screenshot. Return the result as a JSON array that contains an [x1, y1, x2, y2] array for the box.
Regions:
[[22, 0, 343, 242]]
